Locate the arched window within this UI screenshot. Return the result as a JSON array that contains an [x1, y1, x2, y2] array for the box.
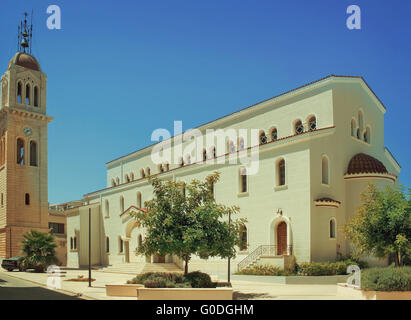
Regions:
[[356, 128, 360, 139], [119, 237, 124, 253], [17, 138, 25, 165], [105, 200, 109, 217], [270, 127, 278, 141], [239, 225, 248, 251], [145, 167, 151, 176], [111, 179, 116, 187], [277, 158, 286, 186], [210, 146, 216, 158], [17, 81, 22, 103], [73, 236, 77, 250], [329, 218, 336, 239], [308, 116, 317, 131], [130, 172, 134, 181], [138, 234, 143, 249], [140, 169, 145, 178], [116, 177, 120, 185], [29, 141, 37, 166], [137, 192, 142, 208], [25, 84, 30, 105], [164, 162, 169, 171], [120, 196, 124, 212], [239, 168, 247, 193], [358, 110, 364, 132], [158, 164, 164, 173], [185, 154, 191, 165], [259, 131, 267, 144], [322, 156, 329, 185], [294, 120, 304, 134], [25, 193, 30, 205], [238, 137, 245, 150], [202, 149, 207, 161], [351, 119, 356, 137], [178, 157, 184, 167], [228, 140, 235, 153], [364, 126, 371, 144], [106, 237, 110, 253], [34, 86, 39, 107], [125, 174, 130, 183]]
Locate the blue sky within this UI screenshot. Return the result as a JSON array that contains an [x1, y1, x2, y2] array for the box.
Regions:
[[1, 0, 410, 204]]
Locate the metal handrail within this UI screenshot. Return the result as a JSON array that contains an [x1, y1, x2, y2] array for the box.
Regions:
[[237, 245, 293, 271]]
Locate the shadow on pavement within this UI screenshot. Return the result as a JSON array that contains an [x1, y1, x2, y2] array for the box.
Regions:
[[0, 286, 83, 300], [233, 291, 276, 300]]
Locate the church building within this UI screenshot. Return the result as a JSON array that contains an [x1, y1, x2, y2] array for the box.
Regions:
[[64, 74, 401, 272]]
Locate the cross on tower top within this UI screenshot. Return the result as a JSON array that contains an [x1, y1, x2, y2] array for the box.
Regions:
[[17, 11, 33, 54]]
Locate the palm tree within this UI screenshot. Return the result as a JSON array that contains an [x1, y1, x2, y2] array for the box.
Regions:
[[20, 230, 58, 272]]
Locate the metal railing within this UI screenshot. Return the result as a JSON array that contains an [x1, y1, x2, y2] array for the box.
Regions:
[[237, 245, 293, 271]]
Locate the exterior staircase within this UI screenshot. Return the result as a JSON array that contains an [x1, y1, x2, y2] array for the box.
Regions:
[[237, 245, 293, 271], [96, 262, 183, 275]]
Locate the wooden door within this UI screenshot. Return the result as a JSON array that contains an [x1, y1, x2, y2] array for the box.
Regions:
[[277, 222, 287, 255]]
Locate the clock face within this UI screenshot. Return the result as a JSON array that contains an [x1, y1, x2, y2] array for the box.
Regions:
[[23, 127, 33, 136]]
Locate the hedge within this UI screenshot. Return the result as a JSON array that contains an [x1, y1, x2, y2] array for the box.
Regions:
[[127, 271, 216, 288], [361, 266, 411, 292]]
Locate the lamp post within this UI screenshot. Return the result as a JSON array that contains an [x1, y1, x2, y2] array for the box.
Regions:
[[88, 208, 92, 287]]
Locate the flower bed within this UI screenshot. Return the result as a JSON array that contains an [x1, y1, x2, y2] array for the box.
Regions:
[[127, 271, 216, 288]]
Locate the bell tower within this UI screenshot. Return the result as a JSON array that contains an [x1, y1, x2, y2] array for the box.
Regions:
[[0, 13, 53, 258]]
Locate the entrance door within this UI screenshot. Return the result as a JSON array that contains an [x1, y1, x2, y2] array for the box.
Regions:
[[154, 253, 166, 263], [277, 222, 287, 255]]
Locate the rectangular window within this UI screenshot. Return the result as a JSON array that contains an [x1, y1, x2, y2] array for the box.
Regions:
[[49, 222, 65, 234]]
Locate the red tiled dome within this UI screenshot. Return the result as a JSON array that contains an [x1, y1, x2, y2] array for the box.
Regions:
[[8, 52, 41, 71], [347, 153, 388, 175]]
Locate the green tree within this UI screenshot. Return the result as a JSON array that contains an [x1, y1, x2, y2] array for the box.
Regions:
[[21, 230, 58, 272], [344, 183, 411, 267], [130, 172, 245, 274]]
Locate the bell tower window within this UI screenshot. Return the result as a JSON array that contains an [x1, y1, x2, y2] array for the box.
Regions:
[[30, 141, 38, 166], [34, 86, 39, 107], [25, 84, 30, 105], [17, 81, 22, 103], [17, 138, 25, 165]]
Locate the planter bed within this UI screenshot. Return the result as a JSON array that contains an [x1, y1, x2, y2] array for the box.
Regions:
[[106, 284, 144, 297], [233, 274, 349, 284], [136, 287, 233, 300], [337, 283, 411, 300]]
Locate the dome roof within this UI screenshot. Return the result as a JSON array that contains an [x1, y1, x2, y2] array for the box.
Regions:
[[8, 52, 41, 71], [347, 153, 388, 175]]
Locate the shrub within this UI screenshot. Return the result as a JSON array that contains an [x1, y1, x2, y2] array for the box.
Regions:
[[127, 271, 215, 288], [296, 259, 368, 276], [184, 271, 215, 288], [127, 272, 185, 284], [236, 265, 290, 276], [361, 266, 411, 291], [143, 277, 176, 288]]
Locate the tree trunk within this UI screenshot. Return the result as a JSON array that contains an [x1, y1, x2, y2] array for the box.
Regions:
[[184, 254, 189, 275], [397, 251, 403, 267], [394, 251, 400, 267]]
